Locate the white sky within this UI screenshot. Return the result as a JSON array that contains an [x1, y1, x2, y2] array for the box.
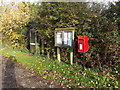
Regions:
[[2, 0, 119, 2], [1, 0, 119, 5]]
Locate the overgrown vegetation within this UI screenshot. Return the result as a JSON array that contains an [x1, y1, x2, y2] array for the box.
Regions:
[[0, 1, 120, 88], [1, 47, 119, 88], [1, 2, 119, 68]]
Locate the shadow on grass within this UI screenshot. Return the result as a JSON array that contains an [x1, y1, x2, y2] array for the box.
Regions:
[[2, 60, 17, 88], [2, 58, 24, 88]]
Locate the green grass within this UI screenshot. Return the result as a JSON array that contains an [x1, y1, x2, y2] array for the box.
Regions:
[[1, 47, 119, 88]]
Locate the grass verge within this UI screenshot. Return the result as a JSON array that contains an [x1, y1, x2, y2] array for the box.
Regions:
[[1, 47, 119, 88]]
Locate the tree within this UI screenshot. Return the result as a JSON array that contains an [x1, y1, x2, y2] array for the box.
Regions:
[[0, 2, 34, 48], [31, 2, 119, 68], [101, 1, 120, 70]]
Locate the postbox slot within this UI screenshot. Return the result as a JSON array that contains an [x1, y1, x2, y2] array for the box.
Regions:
[[79, 39, 83, 40], [79, 40, 84, 43]]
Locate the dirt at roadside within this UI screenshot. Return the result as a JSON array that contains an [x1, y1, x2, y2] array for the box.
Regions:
[[2, 56, 64, 88]]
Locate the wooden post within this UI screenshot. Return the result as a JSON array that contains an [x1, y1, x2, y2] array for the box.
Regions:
[[37, 37, 40, 55], [41, 39, 44, 55], [53, 51, 56, 59], [46, 47, 50, 59], [29, 31, 32, 53], [39, 38, 41, 55], [70, 48, 73, 65], [36, 43, 40, 55], [70, 30, 74, 65], [35, 32, 37, 54], [57, 47, 61, 62], [47, 51, 50, 59]]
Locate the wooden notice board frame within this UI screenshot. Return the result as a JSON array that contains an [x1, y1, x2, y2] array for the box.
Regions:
[[54, 27, 75, 65], [54, 27, 75, 48]]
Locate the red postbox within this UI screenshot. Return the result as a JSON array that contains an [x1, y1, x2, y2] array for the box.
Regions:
[[78, 36, 89, 53]]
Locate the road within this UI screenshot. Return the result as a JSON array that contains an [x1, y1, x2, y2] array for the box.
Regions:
[[2, 56, 62, 88]]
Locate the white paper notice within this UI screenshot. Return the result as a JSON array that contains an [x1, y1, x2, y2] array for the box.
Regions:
[[67, 32, 72, 46], [68, 39, 72, 46], [80, 44, 83, 50], [30, 43, 36, 45], [64, 32, 68, 44], [56, 32, 62, 45], [68, 32, 72, 39], [57, 32, 62, 38], [57, 38, 62, 44]]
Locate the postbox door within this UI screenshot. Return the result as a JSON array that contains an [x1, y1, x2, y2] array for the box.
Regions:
[[78, 36, 89, 53]]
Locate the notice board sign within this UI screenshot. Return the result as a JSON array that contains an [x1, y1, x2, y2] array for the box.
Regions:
[[54, 27, 75, 47]]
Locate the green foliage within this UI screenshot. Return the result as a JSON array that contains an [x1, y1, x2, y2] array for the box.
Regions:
[[1, 2, 119, 88], [1, 47, 119, 88], [101, 1, 120, 72], [20, 48, 29, 53], [1, 1, 119, 77], [0, 2, 36, 48], [29, 2, 119, 69]]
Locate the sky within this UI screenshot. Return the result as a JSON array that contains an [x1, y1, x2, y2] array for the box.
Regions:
[[2, 0, 119, 3], [0, 0, 119, 5]]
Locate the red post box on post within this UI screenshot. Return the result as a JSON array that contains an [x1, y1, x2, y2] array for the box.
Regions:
[[78, 36, 89, 53]]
